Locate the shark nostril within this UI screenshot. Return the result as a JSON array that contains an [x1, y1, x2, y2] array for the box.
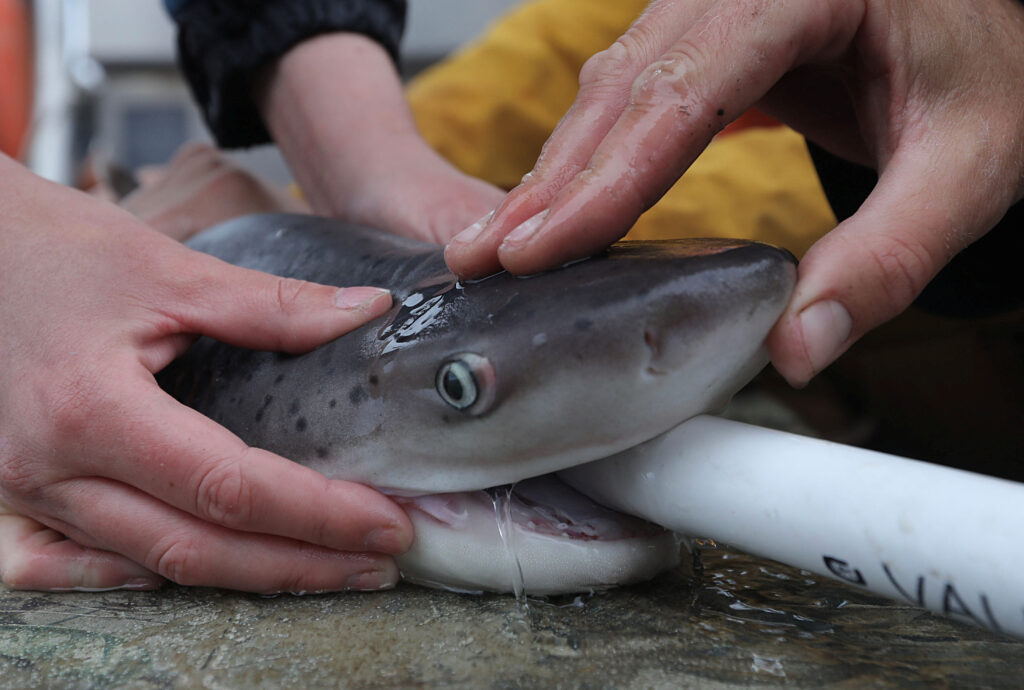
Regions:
[[644, 327, 667, 376], [644, 328, 661, 358]]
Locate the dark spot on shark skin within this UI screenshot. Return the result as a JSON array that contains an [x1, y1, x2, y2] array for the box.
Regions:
[[255, 409, 263, 422], [329, 399, 337, 408], [369, 375, 379, 386], [274, 374, 285, 385], [575, 318, 593, 331], [262, 395, 273, 408], [441, 414, 451, 424], [349, 385, 368, 406], [296, 417, 308, 432], [289, 399, 300, 415], [316, 447, 328, 458]]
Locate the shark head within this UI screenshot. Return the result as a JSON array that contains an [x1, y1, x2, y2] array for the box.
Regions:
[[321, 238, 797, 492], [163, 215, 797, 595]]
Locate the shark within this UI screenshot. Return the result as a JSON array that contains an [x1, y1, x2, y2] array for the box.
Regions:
[[158, 214, 796, 594]]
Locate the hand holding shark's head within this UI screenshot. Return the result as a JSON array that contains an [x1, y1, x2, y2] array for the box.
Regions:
[[161, 215, 796, 594]]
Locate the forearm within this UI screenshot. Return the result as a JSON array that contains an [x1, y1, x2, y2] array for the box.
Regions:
[[167, 0, 407, 147], [257, 32, 423, 217], [255, 31, 505, 242]]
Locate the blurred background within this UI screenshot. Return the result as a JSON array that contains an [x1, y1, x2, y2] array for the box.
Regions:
[[2, 0, 519, 185]]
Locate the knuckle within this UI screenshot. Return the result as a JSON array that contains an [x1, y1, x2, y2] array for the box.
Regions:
[[578, 40, 633, 89], [272, 565, 318, 595], [192, 455, 256, 528], [150, 536, 206, 586], [0, 452, 45, 502], [630, 48, 703, 110], [215, 166, 260, 193], [579, 18, 665, 90], [46, 373, 105, 442], [272, 276, 313, 317], [865, 235, 934, 311], [176, 141, 217, 163], [308, 503, 333, 548]]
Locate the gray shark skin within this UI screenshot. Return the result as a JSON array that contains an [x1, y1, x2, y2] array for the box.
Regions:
[[158, 213, 796, 594]]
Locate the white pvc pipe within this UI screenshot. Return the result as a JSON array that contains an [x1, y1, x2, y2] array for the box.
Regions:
[[560, 415, 1024, 638]]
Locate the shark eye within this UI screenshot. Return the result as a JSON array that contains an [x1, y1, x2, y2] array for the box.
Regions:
[[437, 361, 476, 409], [435, 353, 495, 415]]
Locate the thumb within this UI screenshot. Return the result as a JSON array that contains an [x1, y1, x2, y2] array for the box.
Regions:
[[163, 247, 392, 355], [767, 141, 1014, 387]]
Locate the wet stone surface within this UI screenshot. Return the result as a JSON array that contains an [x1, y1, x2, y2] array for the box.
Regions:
[[2, 544, 1023, 689]]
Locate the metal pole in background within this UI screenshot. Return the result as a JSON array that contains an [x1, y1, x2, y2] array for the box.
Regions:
[[25, 0, 103, 185]]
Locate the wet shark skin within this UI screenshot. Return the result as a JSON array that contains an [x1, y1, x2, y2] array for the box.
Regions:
[[158, 213, 796, 593]]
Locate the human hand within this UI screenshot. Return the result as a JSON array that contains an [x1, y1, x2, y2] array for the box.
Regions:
[[444, 0, 1024, 386], [120, 142, 310, 242], [0, 496, 158, 591], [0, 157, 412, 593], [259, 33, 506, 244]]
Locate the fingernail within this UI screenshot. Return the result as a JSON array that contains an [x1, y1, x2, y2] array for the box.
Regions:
[[119, 577, 162, 591], [52, 578, 163, 593], [364, 525, 411, 554], [798, 300, 852, 375], [334, 286, 391, 312], [500, 210, 548, 249], [450, 210, 495, 246], [346, 567, 398, 591]]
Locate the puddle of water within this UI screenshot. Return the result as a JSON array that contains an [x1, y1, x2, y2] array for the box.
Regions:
[[687, 539, 846, 636], [751, 652, 787, 678]]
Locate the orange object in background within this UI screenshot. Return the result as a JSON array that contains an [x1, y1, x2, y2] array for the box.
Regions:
[[720, 109, 781, 137], [0, 0, 31, 159]]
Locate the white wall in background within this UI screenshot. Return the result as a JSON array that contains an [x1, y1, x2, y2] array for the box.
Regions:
[[88, 0, 520, 64], [405, 0, 519, 60], [89, 0, 177, 63]]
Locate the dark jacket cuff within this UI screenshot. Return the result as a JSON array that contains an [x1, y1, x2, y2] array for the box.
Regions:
[[173, 0, 406, 148]]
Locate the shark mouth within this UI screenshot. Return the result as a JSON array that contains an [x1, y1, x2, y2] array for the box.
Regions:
[[390, 475, 681, 596]]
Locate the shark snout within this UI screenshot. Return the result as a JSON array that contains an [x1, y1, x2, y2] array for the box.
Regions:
[[638, 244, 797, 380]]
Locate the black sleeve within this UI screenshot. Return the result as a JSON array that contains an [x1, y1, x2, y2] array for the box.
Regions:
[[171, 0, 407, 148], [807, 142, 1024, 319]]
